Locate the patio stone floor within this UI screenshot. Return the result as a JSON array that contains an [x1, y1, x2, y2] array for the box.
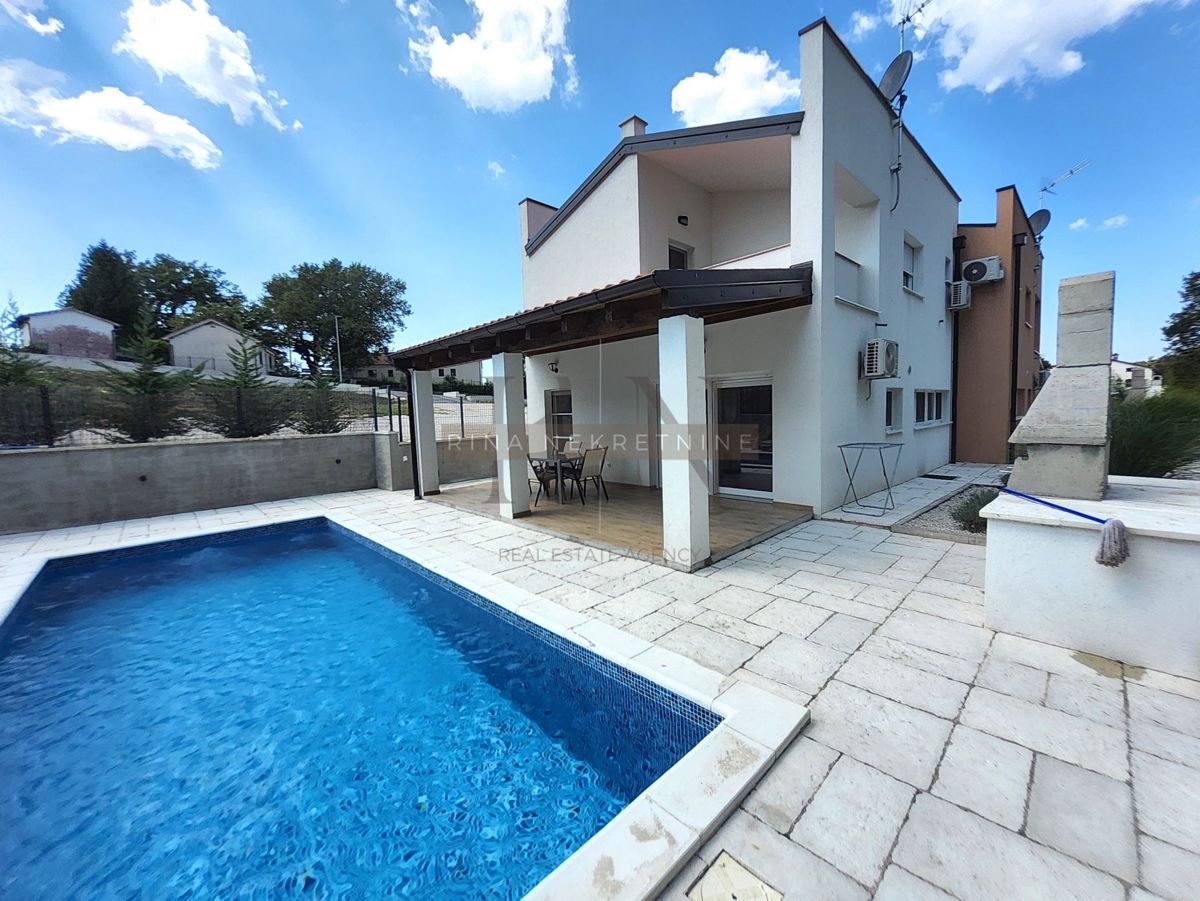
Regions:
[[1, 488, 1197, 900], [821, 462, 1008, 528]]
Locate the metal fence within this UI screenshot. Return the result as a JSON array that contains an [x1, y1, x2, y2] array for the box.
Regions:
[[0, 385, 495, 449]]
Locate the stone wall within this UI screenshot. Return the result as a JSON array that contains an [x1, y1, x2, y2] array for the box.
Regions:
[[1, 433, 495, 534]]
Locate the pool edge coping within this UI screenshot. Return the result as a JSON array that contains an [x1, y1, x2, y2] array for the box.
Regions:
[[0, 508, 810, 901]]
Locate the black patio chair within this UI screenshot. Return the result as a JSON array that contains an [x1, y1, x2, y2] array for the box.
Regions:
[[563, 447, 608, 505], [527, 454, 557, 507]]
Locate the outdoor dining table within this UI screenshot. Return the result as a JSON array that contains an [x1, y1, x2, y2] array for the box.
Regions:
[[529, 452, 584, 504]]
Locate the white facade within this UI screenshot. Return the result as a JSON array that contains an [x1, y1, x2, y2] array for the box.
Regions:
[[17, 309, 116, 359], [521, 22, 959, 514], [432, 360, 484, 384], [166, 320, 275, 375], [1111, 358, 1163, 398]]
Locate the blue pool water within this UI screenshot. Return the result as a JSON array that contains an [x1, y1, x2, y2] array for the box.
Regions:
[[0, 520, 717, 899]]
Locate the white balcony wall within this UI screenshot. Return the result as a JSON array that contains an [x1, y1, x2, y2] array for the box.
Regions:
[[708, 245, 792, 270], [833, 252, 863, 306], [711, 190, 790, 264]]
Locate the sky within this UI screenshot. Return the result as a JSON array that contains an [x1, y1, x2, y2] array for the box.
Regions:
[[1, 0, 1198, 364]]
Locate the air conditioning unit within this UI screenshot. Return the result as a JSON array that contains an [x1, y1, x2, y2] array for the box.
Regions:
[[947, 280, 972, 310], [862, 338, 899, 379], [962, 256, 1004, 284]]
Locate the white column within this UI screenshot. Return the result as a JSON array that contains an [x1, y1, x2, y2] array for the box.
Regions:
[[411, 370, 440, 495], [658, 314, 709, 569], [493, 352, 531, 519]]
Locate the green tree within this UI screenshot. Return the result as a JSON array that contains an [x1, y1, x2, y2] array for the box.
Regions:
[[94, 311, 202, 443], [59, 241, 144, 341], [1159, 271, 1200, 389], [196, 336, 293, 438], [293, 371, 349, 434], [256, 259, 410, 377], [138, 254, 248, 336]]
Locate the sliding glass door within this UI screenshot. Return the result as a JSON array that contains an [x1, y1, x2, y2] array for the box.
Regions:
[[713, 382, 773, 497]]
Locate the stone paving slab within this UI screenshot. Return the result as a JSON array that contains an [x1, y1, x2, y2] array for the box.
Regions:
[[3, 490, 1199, 900]]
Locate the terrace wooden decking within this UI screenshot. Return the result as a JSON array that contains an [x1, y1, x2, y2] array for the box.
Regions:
[[427, 479, 813, 566]]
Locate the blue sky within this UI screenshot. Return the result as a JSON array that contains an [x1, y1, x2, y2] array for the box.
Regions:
[[1, 0, 1197, 363]]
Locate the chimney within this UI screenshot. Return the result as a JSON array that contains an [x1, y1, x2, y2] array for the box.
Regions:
[[619, 115, 647, 139]]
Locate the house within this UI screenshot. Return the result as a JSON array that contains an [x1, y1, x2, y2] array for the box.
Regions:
[[349, 352, 403, 384], [1111, 355, 1163, 399], [432, 359, 484, 385], [16, 309, 116, 359], [164, 319, 276, 374], [390, 19, 960, 569], [954, 186, 1045, 463]]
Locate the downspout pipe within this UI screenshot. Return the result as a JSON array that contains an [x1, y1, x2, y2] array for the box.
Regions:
[[1009, 234, 1028, 460], [949, 235, 967, 463]]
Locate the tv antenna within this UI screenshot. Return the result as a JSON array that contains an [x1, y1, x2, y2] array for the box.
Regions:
[[1039, 159, 1090, 205], [898, 0, 935, 51]]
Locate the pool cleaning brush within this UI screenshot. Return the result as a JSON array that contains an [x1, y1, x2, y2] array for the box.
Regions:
[[1000, 488, 1130, 567]]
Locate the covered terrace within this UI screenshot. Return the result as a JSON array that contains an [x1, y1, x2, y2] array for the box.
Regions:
[[390, 265, 814, 570]]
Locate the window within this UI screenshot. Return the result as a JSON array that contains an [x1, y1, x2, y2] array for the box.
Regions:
[[387, 369, 394, 378], [885, 388, 902, 433], [548, 390, 573, 453], [914, 390, 948, 425], [367, 369, 376, 378], [668, 245, 689, 270], [438, 368, 445, 377], [450, 368, 457, 377], [902, 239, 921, 292]]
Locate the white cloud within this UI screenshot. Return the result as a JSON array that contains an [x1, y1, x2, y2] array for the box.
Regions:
[[115, 0, 298, 130], [0, 58, 220, 169], [1099, 213, 1129, 230], [850, 10, 881, 40], [889, 0, 1189, 93], [1069, 217, 1089, 230], [405, 0, 576, 112], [670, 48, 801, 127], [487, 159, 505, 178], [0, 0, 62, 35]]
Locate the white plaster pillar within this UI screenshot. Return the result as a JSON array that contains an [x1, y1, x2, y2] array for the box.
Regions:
[[493, 352, 531, 519], [658, 315, 710, 569], [410, 370, 440, 495]]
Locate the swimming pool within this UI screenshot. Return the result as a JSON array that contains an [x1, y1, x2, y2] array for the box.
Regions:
[[0, 519, 721, 898]]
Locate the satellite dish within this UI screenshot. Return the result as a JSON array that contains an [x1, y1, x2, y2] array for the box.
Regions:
[[1029, 208, 1051, 237], [879, 50, 914, 104]]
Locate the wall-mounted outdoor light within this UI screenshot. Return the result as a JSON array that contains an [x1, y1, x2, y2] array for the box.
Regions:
[[547, 361, 559, 373], [677, 215, 689, 227]]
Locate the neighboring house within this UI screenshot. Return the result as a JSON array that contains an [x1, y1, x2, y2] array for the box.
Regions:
[[349, 352, 404, 384], [16, 309, 116, 359], [1111, 356, 1163, 399], [392, 19, 960, 567], [433, 360, 483, 384], [165, 319, 276, 374], [954, 186, 1045, 463]]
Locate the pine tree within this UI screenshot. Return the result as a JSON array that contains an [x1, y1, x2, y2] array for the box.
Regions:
[[197, 336, 293, 438], [59, 241, 145, 343], [294, 370, 349, 434], [94, 311, 201, 442]]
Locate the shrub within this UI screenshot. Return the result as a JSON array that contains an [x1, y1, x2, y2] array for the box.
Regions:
[[950, 488, 999, 534], [1109, 391, 1200, 477], [294, 372, 349, 434]]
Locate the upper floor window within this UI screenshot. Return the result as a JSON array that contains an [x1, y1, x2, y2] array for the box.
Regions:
[[668, 245, 690, 270], [902, 239, 921, 292]]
